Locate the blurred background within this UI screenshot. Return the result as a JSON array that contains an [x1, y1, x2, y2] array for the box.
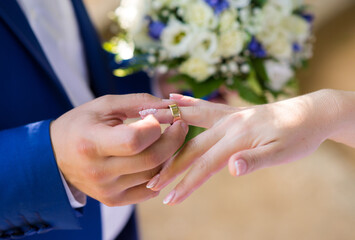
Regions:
[[84, 0, 355, 239]]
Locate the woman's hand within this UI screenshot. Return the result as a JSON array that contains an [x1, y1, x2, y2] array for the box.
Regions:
[[144, 90, 343, 205]]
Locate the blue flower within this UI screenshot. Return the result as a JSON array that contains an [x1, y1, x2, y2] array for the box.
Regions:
[[204, 0, 230, 15], [148, 20, 166, 40], [248, 37, 267, 58], [301, 13, 314, 24], [293, 43, 302, 52]]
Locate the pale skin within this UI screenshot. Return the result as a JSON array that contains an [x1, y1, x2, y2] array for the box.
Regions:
[[50, 94, 189, 207], [144, 89, 355, 205]]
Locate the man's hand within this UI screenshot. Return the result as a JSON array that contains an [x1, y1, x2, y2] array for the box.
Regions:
[[50, 94, 188, 206]]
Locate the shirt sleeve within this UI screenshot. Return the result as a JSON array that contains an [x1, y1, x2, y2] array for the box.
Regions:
[[60, 172, 87, 209]]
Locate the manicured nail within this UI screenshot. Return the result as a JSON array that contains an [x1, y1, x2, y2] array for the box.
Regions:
[[163, 190, 176, 205], [146, 174, 160, 189], [234, 159, 247, 176], [139, 108, 157, 118], [169, 93, 184, 100]]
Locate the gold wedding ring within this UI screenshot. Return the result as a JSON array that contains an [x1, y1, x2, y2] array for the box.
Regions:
[[169, 104, 181, 122]]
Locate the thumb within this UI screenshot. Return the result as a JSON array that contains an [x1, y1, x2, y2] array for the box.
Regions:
[[228, 144, 277, 177]]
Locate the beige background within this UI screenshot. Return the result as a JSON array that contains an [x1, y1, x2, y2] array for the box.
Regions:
[[83, 1, 355, 239]]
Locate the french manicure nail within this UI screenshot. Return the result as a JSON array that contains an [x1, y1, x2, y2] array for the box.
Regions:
[[169, 93, 183, 100], [234, 159, 247, 176], [163, 190, 176, 205], [146, 174, 160, 189], [139, 108, 157, 118]]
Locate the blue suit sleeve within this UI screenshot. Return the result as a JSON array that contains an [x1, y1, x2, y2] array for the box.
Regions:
[[0, 120, 80, 238]]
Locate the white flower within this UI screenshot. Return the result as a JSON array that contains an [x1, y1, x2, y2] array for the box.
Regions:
[[240, 63, 250, 73], [282, 15, 310, 43], [179, 57, 215, 82], [228, 0, 251, 9], [219, 10, 239, 32], [265, 60, 294, 91], [227, 61, 239, 73], [132, 23, 159, 50], [147, 55, 156, 64], [260, 3, 284, 28], [189, 30, 219, 63], [220, 64, 228, 73], [161, 19, 194, 57], [183, 1, 217, 29], [255, 3, 310, 60], [217, 29, 245, 58], [262, 29, 293, 60], [268, 0, 294, 15], [151, 0, 171, 10], [157, 65, 168, 74]]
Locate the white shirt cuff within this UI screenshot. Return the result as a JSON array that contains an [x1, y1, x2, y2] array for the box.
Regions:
[[60, 172, 86, 208]]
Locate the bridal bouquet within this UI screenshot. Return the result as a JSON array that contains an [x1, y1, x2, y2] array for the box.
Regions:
[[110, 0, 314, 104]]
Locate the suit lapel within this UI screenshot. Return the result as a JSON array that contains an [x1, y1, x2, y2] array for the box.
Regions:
[[0, 0, 113, 102], [71, 0, 115, 97], [0, 0, 72, 107]]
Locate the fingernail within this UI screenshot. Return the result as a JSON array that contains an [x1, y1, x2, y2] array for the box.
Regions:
[[180, 121, 188, 133], [163, 190, 176, 205], [169, 93, 183, 100], [146, 174, 160, 189], [234, 159, 247, 176], [139, 108, 157, 118]]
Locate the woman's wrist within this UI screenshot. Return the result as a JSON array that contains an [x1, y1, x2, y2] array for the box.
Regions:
[[322, 89, 355, 146]]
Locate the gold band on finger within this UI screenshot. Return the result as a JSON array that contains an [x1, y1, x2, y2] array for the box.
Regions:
[[169, 104, 181, 122]]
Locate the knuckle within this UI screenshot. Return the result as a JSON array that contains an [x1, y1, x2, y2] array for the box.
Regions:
[[141, 151, 160, 169], [84, 165, 106, 182], [99, 191, 121, 207], [185, 138, 199, 151], [97, 94, 114, 106], [227, 112, 243, 124], [245, 153, 258, 172], [101, 198, 118, 207], [139, 93, 155, 102], [195, 156, 211, 173], [76, 138, 97, 157]]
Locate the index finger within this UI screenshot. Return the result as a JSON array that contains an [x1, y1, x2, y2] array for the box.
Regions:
[[95, 93, 174, 118], [96, 114, 162, 157], [140, 94, 239, 128], [150, 106, 226, 129]]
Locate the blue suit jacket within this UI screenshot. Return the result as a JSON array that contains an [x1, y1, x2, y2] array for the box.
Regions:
[[0, 0, 149, 239]]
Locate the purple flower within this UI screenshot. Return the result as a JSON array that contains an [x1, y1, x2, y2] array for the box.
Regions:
[[204, 0, 230, 15], [148, 20, 166, 40], [248, 37, 267, 58]]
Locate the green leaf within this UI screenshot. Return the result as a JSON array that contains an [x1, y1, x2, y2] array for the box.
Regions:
[[286, 77, 299, 90], [251, 58, 270, 83], [189, 77, 224, 98], [301, 60, 309, 69], [252, 0, 267, 7], [168, 74, 224, 98], [167, 74, 192, 83], [113, 67, 140, 77], [186, 126, 205, 141], [232, 78, 267, 104], [247, 70, 263, 95]]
